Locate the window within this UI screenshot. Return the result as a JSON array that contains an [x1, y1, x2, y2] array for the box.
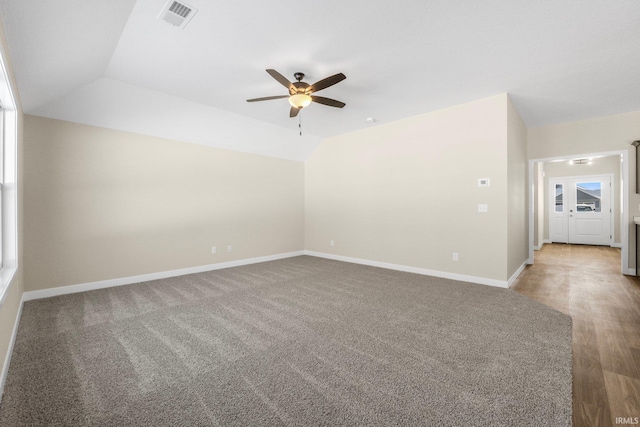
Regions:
[[555, 184, 563, 212], [575, 181, 601, 213], [0, 48, 18, 305]]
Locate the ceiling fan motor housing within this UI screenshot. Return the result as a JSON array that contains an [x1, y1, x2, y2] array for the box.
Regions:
[[292, 81, 310, 94]]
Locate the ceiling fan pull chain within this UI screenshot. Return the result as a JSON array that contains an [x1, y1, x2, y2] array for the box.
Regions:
[[299, 111, 302, 136]]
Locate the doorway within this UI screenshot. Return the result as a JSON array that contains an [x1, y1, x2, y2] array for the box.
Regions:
[[549, 174, 613, 246], [527, 150, 629, 275]]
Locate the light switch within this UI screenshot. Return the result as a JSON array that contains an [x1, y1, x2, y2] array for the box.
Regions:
[[478, 204, 488, 213]]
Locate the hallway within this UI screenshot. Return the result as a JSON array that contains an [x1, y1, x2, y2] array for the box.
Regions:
[[512, 244, 640, 426]]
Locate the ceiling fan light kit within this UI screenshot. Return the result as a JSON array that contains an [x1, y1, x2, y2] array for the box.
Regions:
[[247, 69, 346, 120], [289, 93, 312, 109]]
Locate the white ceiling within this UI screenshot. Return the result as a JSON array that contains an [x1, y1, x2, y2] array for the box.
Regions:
[[1, 0, 639, 161]]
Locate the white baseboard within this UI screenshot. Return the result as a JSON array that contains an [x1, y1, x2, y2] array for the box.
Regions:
[[534, 239, 552, 251], [19, 248, 536, 303], [23, 251, 305, 301], [0, 292, 24, 401], [507, 261, 528, 288], [611, 243, 622, 248], [304, 251, 509, 288], [627, 268, 636, 276]]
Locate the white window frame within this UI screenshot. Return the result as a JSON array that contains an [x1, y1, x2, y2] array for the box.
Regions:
[[0, 45, 18, 306]]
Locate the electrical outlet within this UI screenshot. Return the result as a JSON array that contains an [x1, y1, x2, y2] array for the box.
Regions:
[[227, 245, 232, 252], [211, 246, 216, 254], [478, 204, 488, 213], [330, 240, 334, 247], [452, 252, 459, 261]]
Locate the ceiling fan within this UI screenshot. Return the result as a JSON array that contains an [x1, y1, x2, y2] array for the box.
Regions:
[[247, 69, 346, 118]]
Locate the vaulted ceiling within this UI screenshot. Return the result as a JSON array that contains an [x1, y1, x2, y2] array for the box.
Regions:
[[1, 0, 639, 161]]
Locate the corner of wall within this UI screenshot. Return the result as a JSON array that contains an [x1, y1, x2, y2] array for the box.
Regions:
[[506, 96, 529, 278], [306, 94, 513, 282]]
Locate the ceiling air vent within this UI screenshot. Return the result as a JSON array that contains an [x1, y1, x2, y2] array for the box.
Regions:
[[158, 0, 198, 29]]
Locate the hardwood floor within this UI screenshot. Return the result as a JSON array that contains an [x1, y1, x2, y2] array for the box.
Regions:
[[512, 243, 640, 427]]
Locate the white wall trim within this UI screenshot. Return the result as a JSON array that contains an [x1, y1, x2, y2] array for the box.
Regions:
[[0, 38, 20, 308], [507, 261, 528, 288], [534, 240, 551, 251], [528, 159, 535, 263], [611, 243, 623, 249], [304, 251, 509, 288], [628, 268, 636, 276], [0, 292, 23, 401], [622, 149, 630, 274], [23, 251, 305, 301]]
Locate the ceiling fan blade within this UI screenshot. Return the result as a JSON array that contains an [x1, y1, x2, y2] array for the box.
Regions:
[[266, 69, 294, 93], [311, 96, 346, 108], [307, 73, 346, 93], [290, 106, 301, 118], [246, 95, 289, 102]]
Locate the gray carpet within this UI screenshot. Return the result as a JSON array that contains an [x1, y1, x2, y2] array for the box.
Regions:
[[0, 256, 572, 426]]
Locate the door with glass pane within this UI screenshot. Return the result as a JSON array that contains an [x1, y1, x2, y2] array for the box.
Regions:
[[567, 176, 611, 245], [549, 179, 568, 243], [549, 175, 612, 246]]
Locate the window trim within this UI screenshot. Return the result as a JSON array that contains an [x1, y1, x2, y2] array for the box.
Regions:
[[0, 45, 19, 306]]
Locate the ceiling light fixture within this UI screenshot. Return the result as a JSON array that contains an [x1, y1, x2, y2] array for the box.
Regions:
[[570, 158, 591, 165], [288, 93, 312, 109]]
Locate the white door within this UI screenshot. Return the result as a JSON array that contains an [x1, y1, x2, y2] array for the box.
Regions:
[[549, 175, 612, 246]]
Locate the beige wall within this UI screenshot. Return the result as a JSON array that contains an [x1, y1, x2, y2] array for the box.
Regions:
[[24, 115, 305, 291], [0, 17, 24, 393], [305, 94, 515, 281], [506, 97, 528, 277], [541, 156, 621, 244], [24, 93, 529, 291], [528, 111, 640, 160], [528, 111, 640, 268]]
